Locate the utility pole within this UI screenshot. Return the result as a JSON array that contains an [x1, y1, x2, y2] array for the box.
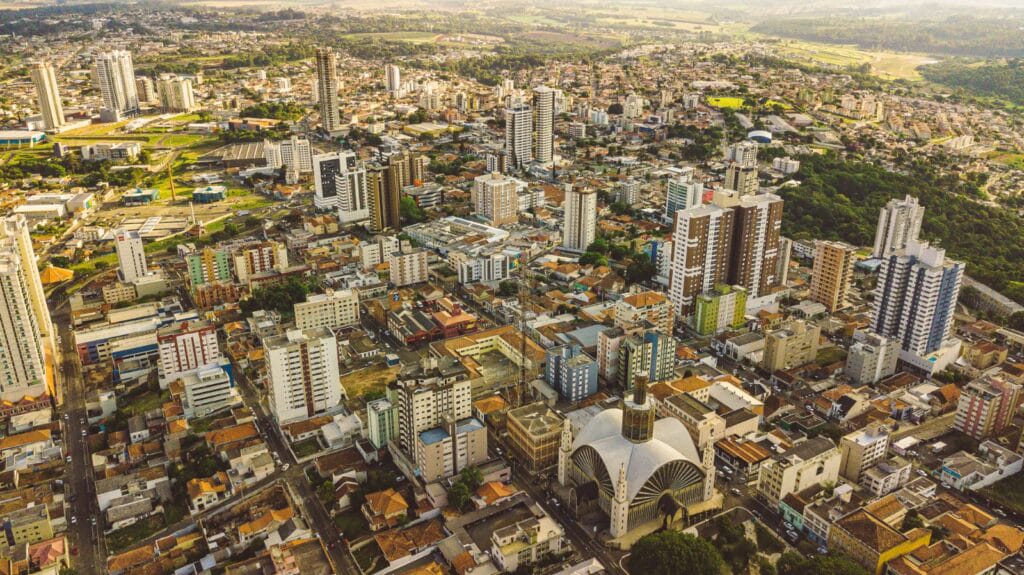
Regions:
[[167, 160, 176, 201]]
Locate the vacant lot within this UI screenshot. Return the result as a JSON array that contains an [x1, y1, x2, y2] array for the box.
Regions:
[[707, 96, 746, 109], [340, 364, 399, 400], [342, 31, 441, 44]]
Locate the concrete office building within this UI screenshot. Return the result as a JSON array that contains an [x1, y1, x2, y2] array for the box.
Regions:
[[30, 61, 65, 131], [763, 320, 821, 372], [839, 424, 890, 483], [756, 437, 840, 507], [366, 398, 398, 449], [810, 240, 857, 312], [115, 230, 147, 283], [294, 288, 359, 331], [846, 330, 899, 386], [507, 402, 563, 474], [265, 328, 342, 423]]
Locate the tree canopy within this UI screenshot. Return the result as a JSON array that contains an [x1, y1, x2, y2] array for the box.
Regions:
[[628, 530, 725, 575]]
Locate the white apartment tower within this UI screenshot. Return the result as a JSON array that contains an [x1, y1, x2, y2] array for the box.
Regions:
[[265, 328, 342, 423], [0, 218, 49, 401], [870, 240, 964, 370], [532, 86, 556, 164], [264, 136, 313, 175], [315, 47, 342, 133], [873, 194, 925, 258], [388, 250, 429, 287], [294, 289, 360, 331], [472, 172, 519, 226], [1, 217, 52, 342], [505, 102, 533, 170], [93, 50, 139, 119], [156, 75, 196, 113], [115, 230, 147, 283], [664, 167, 702, 222], [725, 141, 758, 168], [384, 64, 401, 94], [157, 321, 222, 386], [562, 186, 597, 253], [314, 151, 368, 222], [30, 61, 65, 131]]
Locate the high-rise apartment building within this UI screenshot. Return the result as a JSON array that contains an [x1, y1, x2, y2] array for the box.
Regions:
[[384, 64, 401, 94], [870, 240, 963, 371], [233, 241, 288, 284], [725, 141, 758, 168], [366, 152, 422, 233], [136, 76, 157, 105], [30, 61, 65, 131], [472, 172, 519, 226], [618, 330, 674, 390], [0, 228, 48, 401], [505, 102, 533, 170], [265, 328, 342, 423], [186, 247, 232, 288], [724, 163, 758, 196], [264, 136, 312, 176], [388, 250, 428, 287], [692, 285, 747, 336], [156, 75, 195, 112], [1, 217, 52, 343], [667, 204, 734, 316], [315, 47, 341, 133], [664, 168, 702, 222], [294, 288, 360, 331], [157, 320, 222, 385], [545, 345, 598, 402], [93, 50, 139, 119], [725, 192, 784, 298], [115, 230, 147, 283], [810, 240, 857, 312], [366, 398, 398, 449], [954, 375, 1023, 440], [532, 86, 555, 164], [388, 357, 473, 454], [614, 291, 675, 335], [314, 151, 367, 221], [873, 195, 924, 258], [562, 186, 597, 253]]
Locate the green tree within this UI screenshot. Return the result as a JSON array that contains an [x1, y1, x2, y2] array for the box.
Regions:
[[498, 280, 519, 297], [459, 466, 483, 491], [449, 481, 471, 511], [1009, 311, 1024, 332], [628, 530, 725, 575], [399, 196, 426, 225], [578, 252, 608, 266], [777, 553, 869, 575], [901, 509, 925, 531]]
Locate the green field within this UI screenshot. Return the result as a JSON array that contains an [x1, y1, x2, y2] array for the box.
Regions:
[[707, 96, 746, 109], [771, 40, 934, 81], [342, 31, 441, 44]]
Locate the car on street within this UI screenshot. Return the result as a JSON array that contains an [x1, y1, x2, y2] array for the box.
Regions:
[[66, 456, 72, 463], [70, 516, 76, 524], [731, 488, 741, 496], [917, 469, 928, 477], [80, 430, 87, 437], [281, 463, 290, 471]]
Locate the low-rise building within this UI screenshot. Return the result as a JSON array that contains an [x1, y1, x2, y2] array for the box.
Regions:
[[757, 437, 840, 507]]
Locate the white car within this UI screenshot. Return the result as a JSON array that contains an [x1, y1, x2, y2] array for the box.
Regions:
[[70, 516, 77, 524], [281, 463, 290, 471]]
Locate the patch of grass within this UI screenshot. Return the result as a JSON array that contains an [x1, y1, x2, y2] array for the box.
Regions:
[[980, 471, 1024, 515], [106, 515, 165, 553], [122, 388, 171, 416], [352, 539, 385, 573], [334, 509, 371, 541], [707, 96, 747, 109], [342, 31, 440, 44], [292, 437, 322, 458], [815, 347, 848, 366]]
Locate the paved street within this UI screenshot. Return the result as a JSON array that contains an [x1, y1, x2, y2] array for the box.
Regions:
[[55, 303, 106, 574]]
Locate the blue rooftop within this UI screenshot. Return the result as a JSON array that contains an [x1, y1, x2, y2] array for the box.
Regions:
[[419, 427, 450, 445]]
